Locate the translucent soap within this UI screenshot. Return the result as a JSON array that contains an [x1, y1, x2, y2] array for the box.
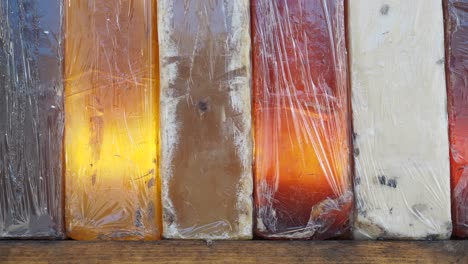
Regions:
[[159, 0, 253, 240], [64, 0, 161, 240], [445, 0, 468, 238], [252, 0, 353, 239], [0, 0, 64, 239]]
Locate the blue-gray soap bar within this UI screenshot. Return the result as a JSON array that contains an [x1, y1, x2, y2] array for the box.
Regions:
[[0, 0, 64, 239]]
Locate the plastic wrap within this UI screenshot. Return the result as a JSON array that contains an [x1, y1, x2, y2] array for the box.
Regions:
[[349, 0, 452, 240], [252, 0, 353, 240], [0, 0, 64, 238], [445, 0, 468, 238], [159, 0, 253, 240], [64, 0, 161, 240]]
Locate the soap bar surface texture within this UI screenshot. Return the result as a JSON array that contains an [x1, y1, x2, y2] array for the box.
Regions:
[[64, 0, 161, 240], [159, 0, 253, 240], [349, 0, 452, 239], [0, 0, 64, 239], [252, 0, 353, 239], [446, 0, 468, 238]]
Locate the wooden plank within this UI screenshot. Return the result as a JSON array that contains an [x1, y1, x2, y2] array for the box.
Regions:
[[0, 241, 467, 263]]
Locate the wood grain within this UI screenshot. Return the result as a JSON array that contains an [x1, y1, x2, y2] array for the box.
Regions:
[[0, 241, 466, 263]]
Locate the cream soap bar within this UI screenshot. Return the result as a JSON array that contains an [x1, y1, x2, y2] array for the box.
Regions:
[[348, 0, 452, 239]]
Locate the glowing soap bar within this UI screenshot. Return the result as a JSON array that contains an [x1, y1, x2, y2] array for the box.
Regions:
[[252, 0, 353, 239], [159, 0, 253, 239], [446, 0, 468, 238], [64, 0, 161, 240], [0, 0, 64, 238], [349, 0, 452, 239]]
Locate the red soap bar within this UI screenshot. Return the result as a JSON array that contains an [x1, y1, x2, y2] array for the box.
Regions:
[[446, 0, 468, 238], [252, 0, 352, 239]]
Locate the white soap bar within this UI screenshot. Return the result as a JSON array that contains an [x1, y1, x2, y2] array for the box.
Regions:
[[349, 0, 452, 239]]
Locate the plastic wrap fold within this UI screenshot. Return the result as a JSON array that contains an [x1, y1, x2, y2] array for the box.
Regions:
[[0, 0, 64, 239], [159, 0, 253, 240], [349, 0, 452, 240], [252, 0, 353, 240], [64, 0, 161, 240], [445, 0, 468, 238]]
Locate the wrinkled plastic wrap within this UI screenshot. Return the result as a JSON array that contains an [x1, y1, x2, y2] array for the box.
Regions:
[[0, 0, 64, 238], [252, 0, 353, 239], [445, 0, 468, 238], [159, 0, 253, 239], [64, 0, 161, 240], [349, 0, 452, 240]]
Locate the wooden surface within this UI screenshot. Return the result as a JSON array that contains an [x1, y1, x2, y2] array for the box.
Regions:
[[0, 240, 467, 263]]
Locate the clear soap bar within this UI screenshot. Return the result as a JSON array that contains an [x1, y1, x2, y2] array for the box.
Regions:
[[349, 0, 452, 240], [0, 0, 64, 239], [252, 0, 353, 240], [64, 0, 161, 240], [159, 0, 253, 240]]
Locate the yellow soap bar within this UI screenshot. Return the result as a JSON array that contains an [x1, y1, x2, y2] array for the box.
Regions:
[[64, 0, 161, 240]]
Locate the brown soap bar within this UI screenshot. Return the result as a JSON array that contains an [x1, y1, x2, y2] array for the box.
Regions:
[[159, 0, 253, 239]]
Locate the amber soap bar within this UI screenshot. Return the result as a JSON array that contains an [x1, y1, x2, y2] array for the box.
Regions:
[[252, 0, 352, 239], [64, 0, 161, 240], [159, 0, 253, 239], [0, 0, 64, 238], [446, 0, 468, 238], [349, 0, 451, 239]]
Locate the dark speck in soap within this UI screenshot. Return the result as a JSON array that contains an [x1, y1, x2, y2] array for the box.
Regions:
[[387, 178, 397, 188], [355, 177, 361, 185], [198, 100, 209, 112], [378, 175, 387, 185], [148, 178, 155, 189], [425, 234, 438, 241], [378, 175, 397, 188], [91, 174, 96, 186], [354, 148, 360, 157], [135, 208, 143, 228], [380, 5, 390, 15]]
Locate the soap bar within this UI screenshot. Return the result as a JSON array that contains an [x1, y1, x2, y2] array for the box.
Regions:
[[252, 0, 353, 239], [0, 0, 64, 238], [159, 0, 253, 239], [64, 0, 161, 240], [349, 0, 452, 239], [446, 0, 468, 238]]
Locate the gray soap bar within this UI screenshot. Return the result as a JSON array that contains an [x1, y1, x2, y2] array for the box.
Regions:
[[0, 0, 64, 239]]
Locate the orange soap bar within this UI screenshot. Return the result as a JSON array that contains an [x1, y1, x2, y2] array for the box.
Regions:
[[252, 0, 352, 239], [446, 0, 468, 238], [64, 0, 161, 240]]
